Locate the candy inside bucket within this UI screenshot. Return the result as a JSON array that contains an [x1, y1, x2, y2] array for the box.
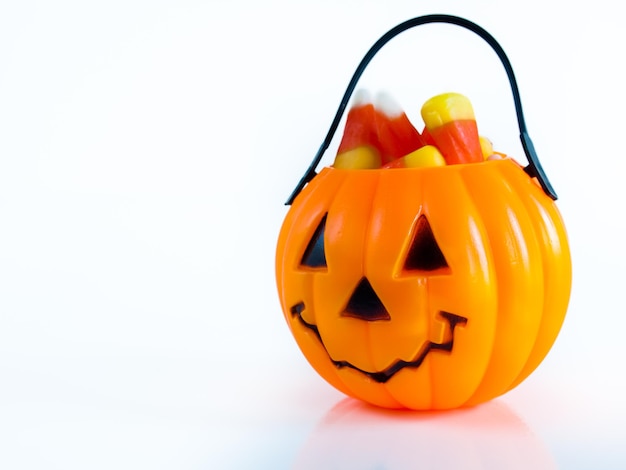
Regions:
[[333, 90, 509, 170]]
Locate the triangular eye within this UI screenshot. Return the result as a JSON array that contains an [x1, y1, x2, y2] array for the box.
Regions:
[[300, 214, 327, 268], [404, 215, 449, 271]]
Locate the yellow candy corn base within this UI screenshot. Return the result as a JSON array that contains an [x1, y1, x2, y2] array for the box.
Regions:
[[404, 145, 446, 168], [333, 146, 381, 169]]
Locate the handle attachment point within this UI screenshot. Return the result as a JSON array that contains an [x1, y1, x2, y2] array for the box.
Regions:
[[286, 14, 558, 205]]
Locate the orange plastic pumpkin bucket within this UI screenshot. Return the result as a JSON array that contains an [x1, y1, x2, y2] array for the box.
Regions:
[[275, 15, 572, 410]]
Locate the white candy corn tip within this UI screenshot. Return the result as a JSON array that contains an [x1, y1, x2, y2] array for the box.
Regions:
[[352, 89, 373, 107], [375, 91, 403, 118]]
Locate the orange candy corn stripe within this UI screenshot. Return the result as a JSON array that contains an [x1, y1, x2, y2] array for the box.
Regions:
[[374, 91, 426, 164], [336, 90, 379, 155]]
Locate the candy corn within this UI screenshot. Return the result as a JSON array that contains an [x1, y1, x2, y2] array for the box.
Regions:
[[336, 90, 379, 156], [480, 136, 508, 160], [479, 136, 494, 159], [420, 127, 437, 147], [374, 91, 425, 164], [383, 145, 446, 169], [420, 93, 484, 165], [334, 89, 427, 169]]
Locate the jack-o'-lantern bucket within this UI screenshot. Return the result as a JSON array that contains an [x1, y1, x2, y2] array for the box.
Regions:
[[275, 15, 571, 410]]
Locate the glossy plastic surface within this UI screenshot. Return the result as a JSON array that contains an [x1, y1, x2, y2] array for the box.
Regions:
[[276, 160, 571, 410]]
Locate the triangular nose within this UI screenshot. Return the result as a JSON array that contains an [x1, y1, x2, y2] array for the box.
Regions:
[[343, 277, 390, 321]]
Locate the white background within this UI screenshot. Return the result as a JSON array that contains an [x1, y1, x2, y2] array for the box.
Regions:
[[1, 1, 624, 468]]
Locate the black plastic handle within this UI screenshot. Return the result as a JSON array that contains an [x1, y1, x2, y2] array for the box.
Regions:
[[285, 14, 557, 205]]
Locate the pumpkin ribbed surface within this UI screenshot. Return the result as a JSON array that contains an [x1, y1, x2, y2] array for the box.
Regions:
[[276, 159, 571, 410]]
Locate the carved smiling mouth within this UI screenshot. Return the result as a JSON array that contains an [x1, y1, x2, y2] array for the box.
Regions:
[[290, 301, 467, 384]]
